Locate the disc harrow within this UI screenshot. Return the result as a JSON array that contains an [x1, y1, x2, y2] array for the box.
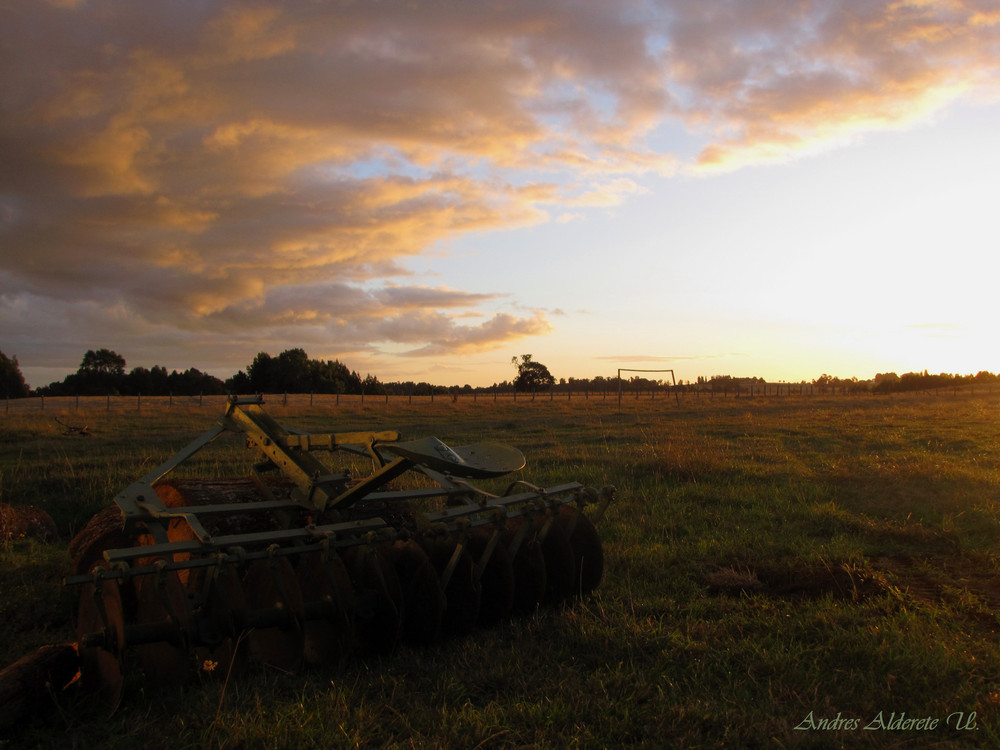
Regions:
[[64, 396, 613, 712]]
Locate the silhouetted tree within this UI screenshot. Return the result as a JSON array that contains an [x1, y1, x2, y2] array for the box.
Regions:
[[512, 354, 555, 392], [245, 352, 278, 392], [872, 372, 901, 393], [0, 350, 29, 398], [233, 349, 365, 394], [80, 348, 126, 376], [307, 357, 361, 394], [360, 373, 385, 395], [62, 348, 129, 395], [227, 370, 251, 393], [168, 367, 227, 395], [125, 365, 168, 395]]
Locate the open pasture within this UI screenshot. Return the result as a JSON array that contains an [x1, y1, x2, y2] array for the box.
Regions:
[[2, 392, 999, 748]]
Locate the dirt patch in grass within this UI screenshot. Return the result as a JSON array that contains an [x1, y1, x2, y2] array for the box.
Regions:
[[874, 554, 1000, 628], [704, 555, 1000, 633], [0, 503, 59, 543], [703, 562, 890, 602]]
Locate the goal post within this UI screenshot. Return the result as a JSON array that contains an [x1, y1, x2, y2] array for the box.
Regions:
[[617, 368, 679, 409]]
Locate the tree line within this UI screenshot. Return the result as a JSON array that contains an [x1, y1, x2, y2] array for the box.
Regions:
[[2, 348, 560, 398], [24, 349, 230, 398], [12, 348, 380, 398], [0, 346, 996, 399], [691, 371, 1000, 394]]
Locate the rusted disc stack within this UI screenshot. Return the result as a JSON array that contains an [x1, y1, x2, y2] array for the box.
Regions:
[[68, 478, 605, 706]]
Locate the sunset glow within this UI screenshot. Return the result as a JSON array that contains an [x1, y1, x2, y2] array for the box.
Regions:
[[2, 1, 998, 388]]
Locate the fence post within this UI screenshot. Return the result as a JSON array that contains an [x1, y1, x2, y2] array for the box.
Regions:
[[137, 393, 141, 413], [41, 395, 45, 411]]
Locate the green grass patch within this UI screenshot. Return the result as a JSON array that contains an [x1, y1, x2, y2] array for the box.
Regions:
[[2, 393, 1000, 747]]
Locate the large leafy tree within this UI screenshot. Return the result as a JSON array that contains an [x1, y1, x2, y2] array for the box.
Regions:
[[63, 348, 129, 395], [236, 349, 368, 394], [0, 350, 29, 398], [512, 354, 555, 392], [80, 348, 127, 376]]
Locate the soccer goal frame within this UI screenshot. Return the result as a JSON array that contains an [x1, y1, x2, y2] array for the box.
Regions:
[[617, 368, 679, 409]]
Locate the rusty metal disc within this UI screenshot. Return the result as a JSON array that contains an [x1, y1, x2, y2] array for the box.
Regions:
[[386, 538, 444, 646], [468, 528, 514, 627], [420, 534, 480, 638], [243, 556, 305, 672], [132, 564, 193, 688], [68, 506, 135, 577], [556, 505, 604, 595], [341, 545, 403, 655], [537, 514, 577, 604], [76, 573, 126, 716], [502, 517, 547, 615], [192, 563, 250, 680], [297, 551, 356, 667]]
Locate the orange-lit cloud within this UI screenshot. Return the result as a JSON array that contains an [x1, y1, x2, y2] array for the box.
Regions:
[[668, 0, 1000, 171], [1, 0, 997, 380]]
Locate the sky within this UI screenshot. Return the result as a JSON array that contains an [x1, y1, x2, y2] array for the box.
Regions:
[[2, 0, 999, 390]]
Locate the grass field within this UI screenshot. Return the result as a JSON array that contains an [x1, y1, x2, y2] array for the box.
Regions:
[[1, 392, 999, 749]]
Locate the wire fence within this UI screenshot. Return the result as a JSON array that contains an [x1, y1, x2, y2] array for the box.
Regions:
[[2, 381, 996, 417]]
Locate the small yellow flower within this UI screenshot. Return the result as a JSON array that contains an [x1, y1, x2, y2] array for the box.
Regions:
[[201, 659, 218, 673]]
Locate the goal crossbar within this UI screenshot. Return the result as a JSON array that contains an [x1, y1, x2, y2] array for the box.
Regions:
[[617, 368, 678, 408]]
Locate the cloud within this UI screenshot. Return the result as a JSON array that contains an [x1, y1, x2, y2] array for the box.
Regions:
[[374, 284, 498, 310], [393, 312, 553, 357], [660, 0, 1000, 170], [2, 0, 998, 376], [594, 353, 742, 362], [904, 322, 963, 339]]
